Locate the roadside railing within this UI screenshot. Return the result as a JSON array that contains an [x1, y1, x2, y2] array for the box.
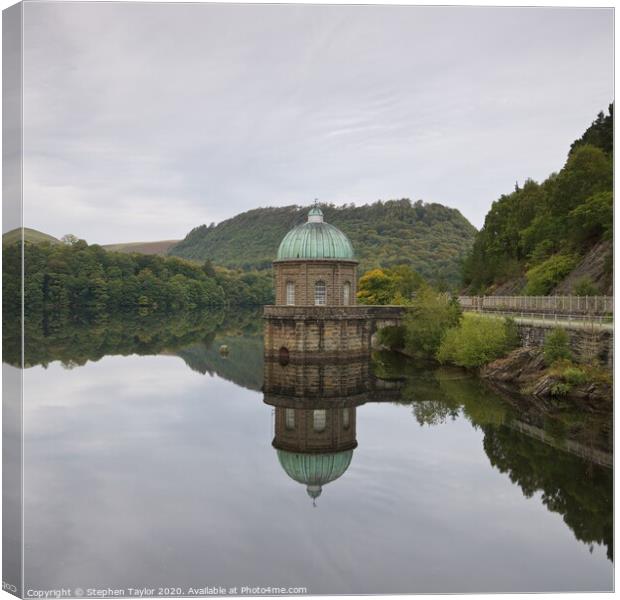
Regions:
[[458, 295, 613, 316], [462, 309, 613, 329]]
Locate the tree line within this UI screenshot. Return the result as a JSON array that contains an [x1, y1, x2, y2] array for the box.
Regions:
[[462, 105, 613, 294], [3, 238, 274, 326]]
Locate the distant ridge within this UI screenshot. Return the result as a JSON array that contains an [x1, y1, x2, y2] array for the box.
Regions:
[[3, 227, 60, 246], [169, 199, 476, 285], [102, 240, 180, 256]]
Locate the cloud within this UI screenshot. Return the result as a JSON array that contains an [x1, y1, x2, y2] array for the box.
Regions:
[[21, 3, 613, 243]]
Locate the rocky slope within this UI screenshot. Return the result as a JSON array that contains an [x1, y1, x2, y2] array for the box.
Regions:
[[481, 347, 612, 409]]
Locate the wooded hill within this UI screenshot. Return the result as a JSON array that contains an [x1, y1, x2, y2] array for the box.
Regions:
[[169, 199, 476, 286], [463, 105, 613, 296]]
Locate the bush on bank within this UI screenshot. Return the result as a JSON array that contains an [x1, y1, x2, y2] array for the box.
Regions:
[[543, 328, 572, 365], [402, 286, 462, 360], [436, 314, 520, 368]]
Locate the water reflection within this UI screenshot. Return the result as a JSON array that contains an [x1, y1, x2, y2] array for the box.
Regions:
[[264, 347, 612, 560], [378, 352, 614, 561], [6, 309, 613, 592], [264, 358, 373, 504]]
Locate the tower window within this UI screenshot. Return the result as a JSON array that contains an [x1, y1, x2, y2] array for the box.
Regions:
[[314, 281, 326, 305], [342, 408, 350, 429], [313, 409, 326, 432], [285, 408, 295, 430], [286, 281, 295, 305], [343, 281, 351, 305]]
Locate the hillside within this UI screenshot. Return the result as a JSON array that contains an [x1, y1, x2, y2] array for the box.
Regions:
[[3, 227, 60, 246], [169, 199, 476, 286], [463, 104, 613, 296], [102, 239, 179, 256]]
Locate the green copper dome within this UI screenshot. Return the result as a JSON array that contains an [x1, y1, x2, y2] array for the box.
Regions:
[[277, 449, 354, 501], [276, 206, 355, 261]]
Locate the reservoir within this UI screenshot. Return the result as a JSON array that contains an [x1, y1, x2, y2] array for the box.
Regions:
[[15, 309, 612, 594]]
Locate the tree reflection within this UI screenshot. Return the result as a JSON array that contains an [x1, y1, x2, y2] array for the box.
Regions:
[[483, 426, 613, 561], [371, 350, 613, 562]]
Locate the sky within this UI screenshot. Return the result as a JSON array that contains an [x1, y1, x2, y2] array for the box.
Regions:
[[21, 2, 614, 245]]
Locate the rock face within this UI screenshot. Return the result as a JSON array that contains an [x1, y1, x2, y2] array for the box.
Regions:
[[481, 347, 545, 388], [481, 347, 612, 409], [471, 240, 613, 297], [552, 240, 613, 296]]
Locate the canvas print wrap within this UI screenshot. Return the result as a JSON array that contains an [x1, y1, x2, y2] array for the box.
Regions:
[[2, 2, 614, 597]]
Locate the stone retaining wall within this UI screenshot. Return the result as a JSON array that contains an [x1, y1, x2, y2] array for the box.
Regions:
[[517, 322, 613, 368], [263, 305, 406, 358]]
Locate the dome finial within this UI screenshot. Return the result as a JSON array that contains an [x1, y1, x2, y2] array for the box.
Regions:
[[308, 200, 324, 223]]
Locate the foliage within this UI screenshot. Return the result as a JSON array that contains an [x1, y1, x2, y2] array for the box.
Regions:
[[3, 240, 274, 330], [169, 199, 477, 287], [463, 105, 613, 292], [543, 328, 572, 365], [524, 253, 579, 295], [573, 277, 600, 297], [548, 358, 612, 387], [570, 104, 613, 156], [436, 315, 520, 368], [561, 366, 588, 386], [568, 191, 613, 245], [401, 287, 462, 360], [357, 264, 425, 305]]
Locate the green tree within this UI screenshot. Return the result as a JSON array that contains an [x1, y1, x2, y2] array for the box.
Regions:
[[402, 287, 461, 359]]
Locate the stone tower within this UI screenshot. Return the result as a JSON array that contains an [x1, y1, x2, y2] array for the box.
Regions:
[[273, 205, 358, 306]]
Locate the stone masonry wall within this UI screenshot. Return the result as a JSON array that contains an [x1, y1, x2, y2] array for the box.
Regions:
[[273, 406, 358, 454], [273, 259, 358, 306], [517, 323, 613, 368], [264, 359, 370, 399], [263, 305, 406, 358]]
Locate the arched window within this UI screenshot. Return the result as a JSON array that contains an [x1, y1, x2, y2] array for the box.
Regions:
[[314, 281, 326, 305], [285, 408, 295, 430], [342, 408, 350, 429], [278, 346, 290, 366], [286, 281, 295, 305], [313, 409, 326, 432], [343, 281, 351, 305]]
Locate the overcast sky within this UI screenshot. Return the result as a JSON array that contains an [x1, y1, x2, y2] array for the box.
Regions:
[[22, 2, 613, 244]]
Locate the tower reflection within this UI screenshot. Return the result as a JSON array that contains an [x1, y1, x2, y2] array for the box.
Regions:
[[264, 355, 402, 504]]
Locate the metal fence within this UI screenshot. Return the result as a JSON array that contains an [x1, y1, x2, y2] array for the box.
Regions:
[[465, 309, 613, 330], [458, 295, 613, 316]]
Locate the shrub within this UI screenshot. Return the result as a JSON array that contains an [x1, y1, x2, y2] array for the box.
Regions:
[[503, 317, 520, 349], [524, 253, 579, 295], [550, 382, 572, 397], [436, 315, 520, 368], [573, 277, 600, 297], [402, 286, 461, 360], [562, 366, 588, 385], [528, 239, 555, 266], [543, 328, 572, 365]]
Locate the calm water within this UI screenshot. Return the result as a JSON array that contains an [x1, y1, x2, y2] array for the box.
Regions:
[[13, 310, 613, 594]]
